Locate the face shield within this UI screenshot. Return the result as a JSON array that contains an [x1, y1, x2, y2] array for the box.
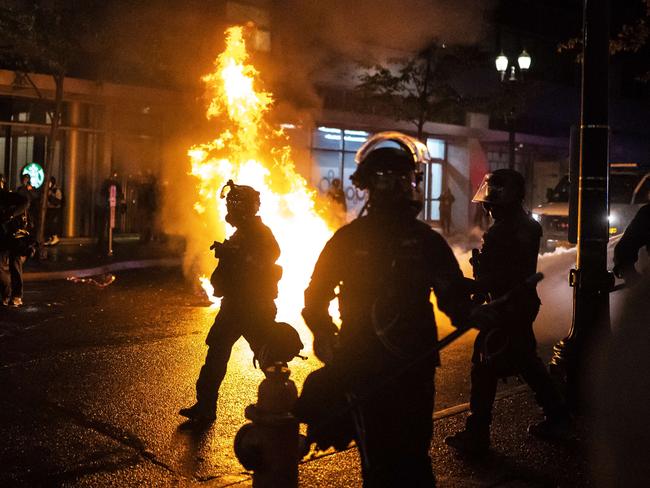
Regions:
[[471, 174, 501, 203], [471, 171, 524, 206]]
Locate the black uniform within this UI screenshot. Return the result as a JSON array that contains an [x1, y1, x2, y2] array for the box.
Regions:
[[613, 203, 650, 279], [298, 209, 471, 487], [0, 191, 29, 303], [467, 207, 564, 433], [195, 216, 281, 413]]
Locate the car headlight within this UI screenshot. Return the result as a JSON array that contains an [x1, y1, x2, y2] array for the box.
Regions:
[[532, 212, 541, 222], [608, 213, 617, 224]]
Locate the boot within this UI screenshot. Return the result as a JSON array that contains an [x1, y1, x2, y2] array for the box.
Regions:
[[445, 428, 490, 457], [528, 414, 572, 441], [179, 402, 217, 424]]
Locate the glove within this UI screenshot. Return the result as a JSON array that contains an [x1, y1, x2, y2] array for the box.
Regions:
[[613, 263, 641, 287], [469, 304, 500, 331], [210, 240, 224, 258], [313, 332, 338, 365]]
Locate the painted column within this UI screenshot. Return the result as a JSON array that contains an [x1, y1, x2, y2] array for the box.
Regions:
[[64, 101, 84, 237]]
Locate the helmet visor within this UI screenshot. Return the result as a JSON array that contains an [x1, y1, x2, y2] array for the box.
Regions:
[[472, 175, 494, 203], [471, 173, 510, 204]]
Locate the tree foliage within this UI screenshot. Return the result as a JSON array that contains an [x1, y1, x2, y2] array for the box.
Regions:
[[356, 43, 483, 140], [558, 0, 650, 81]]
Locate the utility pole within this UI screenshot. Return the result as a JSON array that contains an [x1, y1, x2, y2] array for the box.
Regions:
[[550, 0, 611, 411]]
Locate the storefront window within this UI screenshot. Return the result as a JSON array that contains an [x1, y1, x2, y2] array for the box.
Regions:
[[423, 137, 445, 221], [312, 126, 370, 217]]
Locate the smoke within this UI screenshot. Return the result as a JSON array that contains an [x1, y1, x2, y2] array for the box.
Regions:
[[447, 237, 637, 346], [271, 0, 494, 110]]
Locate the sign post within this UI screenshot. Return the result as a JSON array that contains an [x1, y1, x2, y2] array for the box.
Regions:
[[108, 184, 116, 257]]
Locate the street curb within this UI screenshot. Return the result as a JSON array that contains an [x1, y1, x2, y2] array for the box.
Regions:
[[23, 257, 182, 282], [433, 384, 528, 421]]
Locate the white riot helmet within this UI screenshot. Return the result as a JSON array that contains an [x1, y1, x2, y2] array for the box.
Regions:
[[351, 132, 430, 212]]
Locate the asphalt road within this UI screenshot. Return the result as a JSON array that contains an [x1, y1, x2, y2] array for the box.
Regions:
[[0, 267, 568, 487]]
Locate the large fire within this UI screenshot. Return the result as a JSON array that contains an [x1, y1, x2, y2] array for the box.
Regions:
[[189, 26, 336, 335]]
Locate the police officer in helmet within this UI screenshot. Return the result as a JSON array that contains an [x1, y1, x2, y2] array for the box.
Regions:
[[295, 132, 473, 486], [180, 179, 286, 425], [445, 169, 569, 457]]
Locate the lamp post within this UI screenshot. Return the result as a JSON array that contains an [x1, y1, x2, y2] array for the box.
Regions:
[[495, 49, 531, 170], [549, 0, 611, 413]]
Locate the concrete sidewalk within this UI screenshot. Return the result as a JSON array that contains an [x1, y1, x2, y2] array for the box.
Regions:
[[23, 235, 184, 281]]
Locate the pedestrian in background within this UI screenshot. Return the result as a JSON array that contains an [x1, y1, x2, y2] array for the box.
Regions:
[[439, 187, 455, 235], [44, 177, 63, 246], [326, 177, 347, 226], [16, 173, 38, 230], [137, 171, 159, 244]]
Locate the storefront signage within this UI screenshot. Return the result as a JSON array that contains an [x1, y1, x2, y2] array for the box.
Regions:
[[22, 162, 45, 189]]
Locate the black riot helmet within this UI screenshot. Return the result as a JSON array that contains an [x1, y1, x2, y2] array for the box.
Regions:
[[472, 169, 525, 207], [220, 179, 261, 226], [351, 131, 429, 213]]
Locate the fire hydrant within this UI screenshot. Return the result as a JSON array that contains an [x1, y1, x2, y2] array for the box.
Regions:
[[234, 362, 304, 488]]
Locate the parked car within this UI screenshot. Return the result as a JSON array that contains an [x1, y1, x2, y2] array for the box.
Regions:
[[532, 164, 650, 252]]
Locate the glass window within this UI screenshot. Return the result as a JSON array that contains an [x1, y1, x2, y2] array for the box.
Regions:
[[16, 136, 34, 167], [312, 149, 341, 191], [423, 162, 442, 221], [314, 127, 343, 150], [610, 173, 642, 204], [342, 130, 369, 152], [426, 138, 445, 160]]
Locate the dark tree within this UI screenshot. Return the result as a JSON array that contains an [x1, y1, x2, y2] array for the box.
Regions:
[[0, 2, 95, 245], [559, 0, 650, 81], [356, 42, 482, 141]]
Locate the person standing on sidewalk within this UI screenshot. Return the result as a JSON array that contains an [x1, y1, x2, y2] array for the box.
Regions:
[[295, 134, 474, 487], [326, 177, 347, 226], [44, 177, 63, 246], [445, 169, 569, 458], [179, 180, 282, 425], [439, 188, 455, 236], [16, 173, 38, 229], [0, 183, 29, 307]]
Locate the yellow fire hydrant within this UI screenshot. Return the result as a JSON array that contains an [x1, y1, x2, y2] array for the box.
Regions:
[[234, 362, 303, 488]]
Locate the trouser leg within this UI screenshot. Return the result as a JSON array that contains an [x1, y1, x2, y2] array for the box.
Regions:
[[361, 374, 436, 488], [0, 251, 11, 300], [9, 253, 23, 299], [195, 326, 241, 412], [466, 361, 499, 432], [519, 354, 566, 418]]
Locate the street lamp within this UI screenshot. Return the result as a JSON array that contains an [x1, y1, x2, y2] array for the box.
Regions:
[[495, 49, 532, 169]]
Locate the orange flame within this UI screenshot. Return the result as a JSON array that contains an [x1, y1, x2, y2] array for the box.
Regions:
[[190, 26, 336, 337]]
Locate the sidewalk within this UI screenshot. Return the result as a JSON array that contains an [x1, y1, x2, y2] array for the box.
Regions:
[[285, 388, 590, 487], [23, 235, 184, 281]]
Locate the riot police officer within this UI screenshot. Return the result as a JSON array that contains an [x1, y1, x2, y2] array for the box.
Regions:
[[613, 203, 650, 286], [445, 169, 568, 457], [295, 132, 473, 487], [180, 180, 282, 425]]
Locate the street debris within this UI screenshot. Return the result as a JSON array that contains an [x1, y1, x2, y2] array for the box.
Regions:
[[66, 273, 116, 288]]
